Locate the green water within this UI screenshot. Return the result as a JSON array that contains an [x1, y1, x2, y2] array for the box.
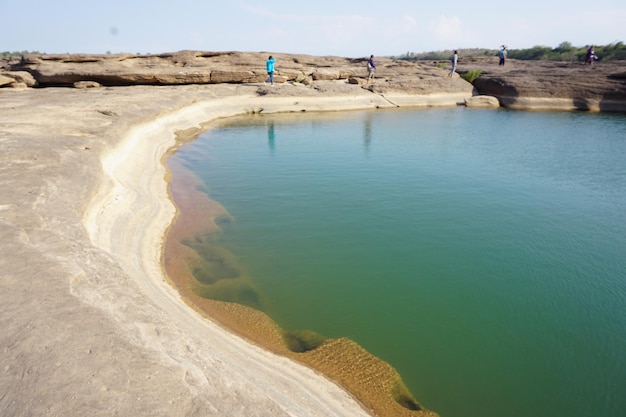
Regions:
[[169, 108, 626, 417]]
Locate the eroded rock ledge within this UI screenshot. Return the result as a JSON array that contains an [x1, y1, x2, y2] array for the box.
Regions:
[[2, 51, 625, 112], [462, 57, 626, 112], [0, 50, 467, 94]]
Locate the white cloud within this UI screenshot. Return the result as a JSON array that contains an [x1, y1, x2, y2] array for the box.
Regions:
[[239, 2, 370, 27], [400, 15, 418, 33], [430, 15, 462, 40], [238, 2, 376, 55]]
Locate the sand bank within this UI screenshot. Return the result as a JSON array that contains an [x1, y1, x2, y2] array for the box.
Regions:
[[1, 83, 461, 416]]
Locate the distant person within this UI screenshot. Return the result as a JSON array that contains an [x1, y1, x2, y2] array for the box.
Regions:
[[449, 50, 458, 77], [499, 45, 507, 66], [585, 45, 596, 65], [266, 55, 276, 85], [366, 55, 376, 84]]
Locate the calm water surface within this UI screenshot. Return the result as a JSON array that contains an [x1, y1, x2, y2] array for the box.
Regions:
[[169, 108, 626, 417]]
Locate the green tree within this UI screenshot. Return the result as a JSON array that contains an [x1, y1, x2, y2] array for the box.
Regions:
[[555, 41, 573, 52]]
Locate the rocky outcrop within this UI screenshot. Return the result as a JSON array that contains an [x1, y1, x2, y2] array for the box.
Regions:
[[73, 80, 101, 89], [0, 70, 37, 87], [461, 57, 626, 112], [0, 74, 13, 86], [465, 95, 500, 108], [4, 51, 353, 86], [3, 51, 472, 96], [2, 51, 625, 112]]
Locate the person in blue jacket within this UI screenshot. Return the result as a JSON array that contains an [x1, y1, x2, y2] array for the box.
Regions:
[[266, 55, 276, 85], [499, 46, 507, 66]]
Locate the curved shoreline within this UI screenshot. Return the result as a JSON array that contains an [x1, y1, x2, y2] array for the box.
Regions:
[[163, 155, 437, 417], [496, 96, 626, 112], [2, 52, 624, 413], [81, 86, 461, 416], [86, 89, 468, 416], [1, 83, 467, 416], [83, 93, 382, 416], [91, 94, 459, 416], [11, 80, 622, 416]]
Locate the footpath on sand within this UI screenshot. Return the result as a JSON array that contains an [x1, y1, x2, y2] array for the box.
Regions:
[[1, 83, 464, 417]]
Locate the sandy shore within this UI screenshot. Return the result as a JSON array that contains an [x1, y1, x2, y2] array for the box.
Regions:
[[0, 83, 463, 416]]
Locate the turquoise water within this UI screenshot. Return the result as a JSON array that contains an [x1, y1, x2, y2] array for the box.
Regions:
[[169, 108, 626, 417]]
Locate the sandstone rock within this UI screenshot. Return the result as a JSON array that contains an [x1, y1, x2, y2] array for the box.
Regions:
[[278, 70, 305, 82], [2, 51, 624, 112], [9, 82, 29, 89], [5, 51, 466, 95], [294, 74, 313, 85], [339, 70, 356, 79], [312, 69, 341, 80], [209, 70, 260, 84], [0, 74, 14, 87], [273, 75, 288, 84], [74, 81, 102, 89], [463, 58, 626, 107], [154, 71, 212, 84], [0, 70, 37, 87], [465, 95, 500, 108]]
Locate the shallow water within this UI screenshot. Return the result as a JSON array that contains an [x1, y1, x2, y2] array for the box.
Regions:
[[169, 108, 626, 417]]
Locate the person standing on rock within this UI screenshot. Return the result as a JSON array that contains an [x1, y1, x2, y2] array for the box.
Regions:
[[449, 50, 458, 77], [266, 55, 276, 85], [499, 45, 507, 66], [366, 55, 376, 84], [585, 46, 596, 65]]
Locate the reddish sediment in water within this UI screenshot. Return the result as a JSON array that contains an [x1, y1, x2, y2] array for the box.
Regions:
[[163, 155, 438, 417]]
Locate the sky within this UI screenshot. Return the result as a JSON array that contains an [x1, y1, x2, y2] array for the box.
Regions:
[[2, 0, 624, 57]]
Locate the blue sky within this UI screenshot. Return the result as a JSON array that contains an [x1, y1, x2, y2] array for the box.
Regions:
[[3, 0, 624, 57]]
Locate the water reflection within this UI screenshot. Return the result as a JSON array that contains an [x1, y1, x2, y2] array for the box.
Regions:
[[268, 122, 276, 155], [363, 114, 372, 155]]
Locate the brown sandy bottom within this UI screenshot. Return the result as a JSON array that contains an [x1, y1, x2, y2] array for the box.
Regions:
[[163, 148, 438, 417]]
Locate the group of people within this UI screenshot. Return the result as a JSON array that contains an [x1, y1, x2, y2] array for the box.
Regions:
[[265, 43, 578, 86], [264, 54, 378, 85]]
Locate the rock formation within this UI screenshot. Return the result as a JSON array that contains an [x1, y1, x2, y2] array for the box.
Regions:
[[2, 50, 625, 112], [460, 57, 626, 112], [1, 51, 471, 98]]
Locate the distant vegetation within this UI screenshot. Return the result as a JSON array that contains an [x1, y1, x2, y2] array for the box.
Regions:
[[396, 41, 626, 62], [1, 51, 43, 57], [4, 41, 625, 62]]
